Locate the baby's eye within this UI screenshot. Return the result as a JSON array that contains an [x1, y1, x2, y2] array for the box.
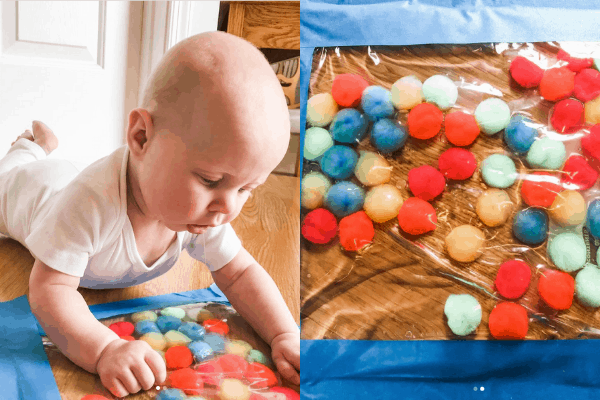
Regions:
[[197, 175, 220, 188]]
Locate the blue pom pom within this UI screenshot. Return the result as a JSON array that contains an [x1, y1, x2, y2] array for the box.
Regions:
[[361, 86, 394, 120], [134, 320, 161, 335], [178, 322, 206, 341], [587, 199, 600, 238], [155, 315, 182, 333], [320, 145, 358, 180], [156, 388, 186, 400], [504, 115, 538, 153], [330, 108, 368, 143], [370, 118, 408, 153], [513, 208, 548, 246], [325, 181, 365, 217], [203, 333, 226, 353], [187, 341, 215, 362]]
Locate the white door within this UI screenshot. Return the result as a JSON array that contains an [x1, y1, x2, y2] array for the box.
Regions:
[[0, 1, 143, 166]]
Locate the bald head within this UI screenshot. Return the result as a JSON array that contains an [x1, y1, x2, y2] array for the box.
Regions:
[[141, 31, 290, 161]]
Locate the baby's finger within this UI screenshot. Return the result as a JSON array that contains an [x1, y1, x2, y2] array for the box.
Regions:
[[131, 359, 157, 391], [104, 377, 129, 398], [146, 350, 167, 385], [118, 369, 142, 394], [275, 358, 300, 386]]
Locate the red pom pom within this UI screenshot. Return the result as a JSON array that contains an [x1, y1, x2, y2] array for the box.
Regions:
[[165, 346, 194, 369], [398, 197, 437, 235], [270, 387, 300, 400], [521, 172, 563, 208], [109, 321, 134, 337], [407, 103, 443, 140], [494, 260, 532, 299], [489, 302, 529, 340], [539, 67, 575, 101], [581, 124, 600, 161], [538, 268, 575, 310], [167, 368, 204, 395], [444, 111, 480, 146], [557, 49, 593, 73], [574, 68, 600, 102], [550, 99, 584, 133], [339, 211, 374, 251], [202, 319, 229, 335], [408, 165, 446, 201], [218, 354, 249, 380], [245, 362, 278, 388], [438, 148, 477, 180], [193, 359, 223, 386], [509, 56, 544, 88], [301, 208, 337, 244], [81, 396, 111, 400], [561, 155, 599, 190], [331, 73, 369, 108], [119, 335, 135, 342]]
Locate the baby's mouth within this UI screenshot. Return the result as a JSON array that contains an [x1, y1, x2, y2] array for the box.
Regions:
[[187, 224, 210, 234]]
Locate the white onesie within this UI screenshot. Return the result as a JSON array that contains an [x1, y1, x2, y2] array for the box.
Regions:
[[0, 139, 241, 289]]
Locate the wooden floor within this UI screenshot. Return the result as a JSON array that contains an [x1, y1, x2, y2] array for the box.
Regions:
[[301, 43, 600, 341], [0, 173, 299, 399]]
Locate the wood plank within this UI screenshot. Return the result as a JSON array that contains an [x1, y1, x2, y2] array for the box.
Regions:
[[227, 2, 300, 50]]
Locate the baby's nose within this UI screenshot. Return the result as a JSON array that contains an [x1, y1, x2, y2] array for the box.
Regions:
[[210, 191, 236, 215]]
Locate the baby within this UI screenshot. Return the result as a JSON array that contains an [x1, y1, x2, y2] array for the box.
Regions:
[[1, 32, 299, 397]]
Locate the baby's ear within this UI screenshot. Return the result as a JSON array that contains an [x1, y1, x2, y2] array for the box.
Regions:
[[126, 108, 153, 154]]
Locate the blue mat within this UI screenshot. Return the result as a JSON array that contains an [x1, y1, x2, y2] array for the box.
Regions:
[[0, 284, 229, 400], [300, 1, 600, 399]]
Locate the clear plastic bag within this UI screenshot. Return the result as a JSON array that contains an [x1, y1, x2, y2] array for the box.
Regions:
[[43, 301, 298, 399], [301, 42, 600, 340]]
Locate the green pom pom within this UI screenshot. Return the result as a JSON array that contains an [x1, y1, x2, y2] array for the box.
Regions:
[[548, 232, 586, 272], [576, 265, 600, 307], [444, 294, 482, 336]]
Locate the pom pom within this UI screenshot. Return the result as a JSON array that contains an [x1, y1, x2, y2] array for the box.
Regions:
[[444, 294, 482, 336], [301, 208, 337, 244], [438, 147, 477, 180], [538, 268, 575, 310], [167, 368, 204, 395], [408, 165, 446, 201], [504, 115, 538, 153], [581, 124, 600, 161], [520, 172, 563, 208], [557, 49, 593, 73], [320, 145, 358, 180], [398, 197, 437, 235], [407, 103, 443, 140], [509, 56, 544, 88], [444, 111, 480, 146], [561, 155, 599, 190], [324, 181, 365, 217], [361, 86, 395, 120], [339, 211, 375, 251], [587, 199, 600, 239], [550, 99, 584, 133], [370, 118, 408, 154], [513, 208, 548, 246], [539, 67, 575, 101], [573, 68, 600, 102], [332, 73, 369, 108], [109, 321, 135, 337], [494, 260, 531, 299], [165, 346, 194, 369], [489, 302, 529, 340], [329, 108, 368, 143]]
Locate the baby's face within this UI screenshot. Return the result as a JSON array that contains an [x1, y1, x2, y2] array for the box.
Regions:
[[136, 107, 288, 235]]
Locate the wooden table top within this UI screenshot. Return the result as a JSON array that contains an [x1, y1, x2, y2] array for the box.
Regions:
[[301, 43, 600, 341], [0, 172, 299, 399]]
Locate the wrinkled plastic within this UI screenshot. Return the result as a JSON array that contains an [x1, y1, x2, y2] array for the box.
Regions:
[[301, 42, 600, 341]]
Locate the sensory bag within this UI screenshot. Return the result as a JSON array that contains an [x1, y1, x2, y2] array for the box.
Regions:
[[300, 1, 600, 399]]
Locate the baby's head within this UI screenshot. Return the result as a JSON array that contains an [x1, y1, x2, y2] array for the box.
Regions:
[[126, 32, 290, 234]]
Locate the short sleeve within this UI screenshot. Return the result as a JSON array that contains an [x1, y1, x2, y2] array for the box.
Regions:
[[185, 223, 242, 272], [25, 182, 120, 278]]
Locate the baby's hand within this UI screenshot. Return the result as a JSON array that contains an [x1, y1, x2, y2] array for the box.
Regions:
[[271, 332, 300, 385], [96, 338, 167, 397]]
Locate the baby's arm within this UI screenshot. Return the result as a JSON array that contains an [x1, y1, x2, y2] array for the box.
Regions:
[[211, 248, 300, 384], [28, 259, 166, 397]]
